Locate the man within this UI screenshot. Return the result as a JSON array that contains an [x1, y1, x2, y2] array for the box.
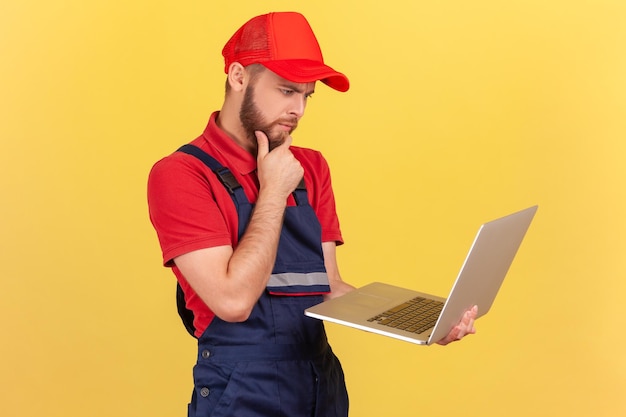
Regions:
[[148, 11, 477, 417]]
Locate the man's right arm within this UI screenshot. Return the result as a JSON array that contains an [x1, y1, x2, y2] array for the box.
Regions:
[[173, 132, 303, 322]]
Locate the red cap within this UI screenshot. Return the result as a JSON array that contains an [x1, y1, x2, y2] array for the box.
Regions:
[[222, 12, 350, 92]]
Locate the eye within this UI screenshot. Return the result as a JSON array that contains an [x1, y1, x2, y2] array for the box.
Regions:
[[304, 92, 314, 100], [280, 88, 295, 96]]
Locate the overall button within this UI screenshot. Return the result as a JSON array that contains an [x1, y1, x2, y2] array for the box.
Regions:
[[201, 349, 210, 359], [200, 387, 210, 397]]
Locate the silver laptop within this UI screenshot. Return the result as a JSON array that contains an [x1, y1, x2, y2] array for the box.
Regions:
[[305, 205, 538, 345]]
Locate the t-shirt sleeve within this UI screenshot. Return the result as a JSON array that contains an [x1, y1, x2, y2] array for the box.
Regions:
[[147, 154, 232, 267], [300, 150, 344, 245]]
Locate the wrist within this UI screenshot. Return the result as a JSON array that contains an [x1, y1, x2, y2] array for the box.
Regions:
[[257, 186, 290, 207]]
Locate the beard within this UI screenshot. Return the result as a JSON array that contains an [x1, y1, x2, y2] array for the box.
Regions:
[[239, 84, 298, 151]]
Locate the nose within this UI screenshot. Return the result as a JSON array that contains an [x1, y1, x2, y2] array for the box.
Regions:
[[288, 94, 307, 119]]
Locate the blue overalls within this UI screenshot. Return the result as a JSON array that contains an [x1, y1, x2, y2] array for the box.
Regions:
[[178, 145, 349, 417]]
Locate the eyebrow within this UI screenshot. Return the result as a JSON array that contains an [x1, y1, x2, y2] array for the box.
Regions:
[[280, 82, 315, 96]]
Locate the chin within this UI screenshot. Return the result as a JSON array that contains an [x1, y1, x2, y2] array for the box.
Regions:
[[268, 139, 285, 151], [268, 132, 289, 150]]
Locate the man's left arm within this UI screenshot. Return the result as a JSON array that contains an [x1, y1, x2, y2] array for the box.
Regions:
[[321, 241, 355, 300]]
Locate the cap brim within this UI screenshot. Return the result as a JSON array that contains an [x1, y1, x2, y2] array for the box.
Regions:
[[262, 60, 350, 92]]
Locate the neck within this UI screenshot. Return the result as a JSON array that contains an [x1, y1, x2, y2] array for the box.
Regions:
[[217, 101, 256, 154]]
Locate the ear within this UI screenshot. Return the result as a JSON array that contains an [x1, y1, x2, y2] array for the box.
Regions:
[[227, 62, 246, 92]]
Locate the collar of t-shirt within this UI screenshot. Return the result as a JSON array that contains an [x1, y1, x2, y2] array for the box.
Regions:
[[202, 111, 257, 177]]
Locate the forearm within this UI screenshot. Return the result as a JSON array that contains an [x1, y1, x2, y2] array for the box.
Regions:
[[322, 241, 356, 300], [174, 190, 288, 322], [223, 192, 286, 309]]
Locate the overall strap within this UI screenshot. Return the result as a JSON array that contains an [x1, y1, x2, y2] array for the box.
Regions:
[[178, 144, 253, 237], [292, 181, 309, 206], [175, 144, 256, 337]]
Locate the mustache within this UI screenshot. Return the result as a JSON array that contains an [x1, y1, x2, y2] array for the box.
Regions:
[[275, 117, 298, 130]]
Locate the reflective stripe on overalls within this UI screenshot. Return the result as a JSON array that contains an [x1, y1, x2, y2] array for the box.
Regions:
[[178, 145, 349, 417]]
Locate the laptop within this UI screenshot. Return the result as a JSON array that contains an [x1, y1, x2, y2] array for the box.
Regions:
[[305, 205, 538, 345]]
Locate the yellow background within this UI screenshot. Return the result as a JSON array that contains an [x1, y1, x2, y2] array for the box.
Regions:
[[1, 1, 625, 416]]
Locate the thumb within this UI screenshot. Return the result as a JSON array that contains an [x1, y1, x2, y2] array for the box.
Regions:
[[255, 130, 269, 160]]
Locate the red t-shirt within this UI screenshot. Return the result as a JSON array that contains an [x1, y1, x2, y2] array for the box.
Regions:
[[148, 112, 343, 336]]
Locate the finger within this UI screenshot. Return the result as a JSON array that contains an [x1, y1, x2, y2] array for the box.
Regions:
[[467, 306, 478, 334], [456, 324, 466, 340], [255, 131, 269, 159], [461, 311, 475, 335], [453, 313, 472, 340], [468, 315, 477, 334]]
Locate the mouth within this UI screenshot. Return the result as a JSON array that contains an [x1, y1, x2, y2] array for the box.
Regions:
[[276, 117, 298, 131], [277, 123, 295, 132]]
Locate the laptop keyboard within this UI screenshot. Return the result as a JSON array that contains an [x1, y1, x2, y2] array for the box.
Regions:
[[367, 297, 444, 334]]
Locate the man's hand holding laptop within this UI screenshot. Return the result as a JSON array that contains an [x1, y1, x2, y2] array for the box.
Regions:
[[436, 305, 478, 345]]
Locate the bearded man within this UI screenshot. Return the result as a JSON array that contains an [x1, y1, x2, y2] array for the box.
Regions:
[[147, 12, 476, 417]]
